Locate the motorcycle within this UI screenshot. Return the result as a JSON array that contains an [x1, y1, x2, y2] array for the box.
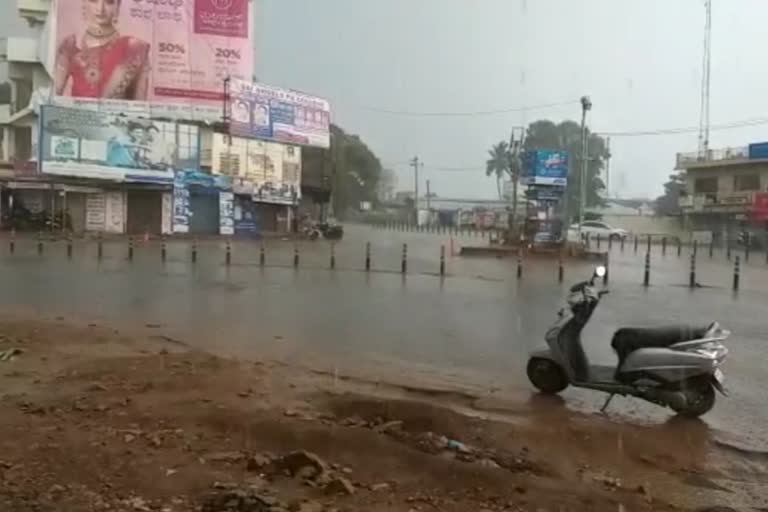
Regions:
[[527, 266, 729, 417]]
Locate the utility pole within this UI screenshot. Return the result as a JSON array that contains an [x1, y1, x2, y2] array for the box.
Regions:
[[508, 127, 525, 237], [578, 96, 592, 236], [698, 0, 712, 157], [426, 179, 431, 212], [410, 156, 420, 223], [605, 136, 611, 199]]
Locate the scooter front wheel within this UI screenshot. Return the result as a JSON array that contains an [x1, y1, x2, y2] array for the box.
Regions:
[[527, 358, 569, 394]]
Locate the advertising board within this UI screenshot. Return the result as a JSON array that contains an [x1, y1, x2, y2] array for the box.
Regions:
[[52, 0, 253, 121], [211, 133, 301, 205], [522, 150, 569, 186], [40, 105, 199, 184], [228, 78, 330, 149]]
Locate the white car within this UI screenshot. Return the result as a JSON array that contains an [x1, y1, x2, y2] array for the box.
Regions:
[[568, 221, 629, 242]]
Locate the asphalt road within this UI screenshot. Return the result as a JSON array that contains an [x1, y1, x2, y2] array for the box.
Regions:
[[1, 224, 766, 450]]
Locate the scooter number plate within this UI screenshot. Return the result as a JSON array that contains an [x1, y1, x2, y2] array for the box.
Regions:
[[714, 368, 725, 384]]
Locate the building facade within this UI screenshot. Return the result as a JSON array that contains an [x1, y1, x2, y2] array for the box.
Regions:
[[677, 144, 768, 243]]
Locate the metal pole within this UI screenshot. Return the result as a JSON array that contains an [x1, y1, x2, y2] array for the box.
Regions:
[[67, 237, 73, 259], [37, 232, 43, 255], [260, 244, 265, 266], [225, 241, 231, 266], [677, 238, 682, 257], [558, 254, 564, 283], [401, 243, 408, 274], [293, 245, 299, 268], [161, 237, 167, 262], [689, 252, 696, 288], [440, 245, 445, 276], [330, 243, 336, 269], [733, 255, 740, 291], [191, 239, 197, 263], [411, 156, 420, 225], [578, 96, 591, 236], [128, 236, 134, 261], [97, 234, 103, 260], [365, 242, 371, 271], [603, 252, 609, 285], [634, 235, 638, 253], [643, 251, 650, 287], [517, 250, 523, 279], [662, 237, 667, 256]]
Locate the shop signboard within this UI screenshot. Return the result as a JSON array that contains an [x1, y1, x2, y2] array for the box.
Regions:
[[40, 105, 199, 184], [228, 78, 331, 149], [51, 0, 253, 122], [522, 150, 569, 186], [211, 133, 301, 205], [219, 191, 235, 235]]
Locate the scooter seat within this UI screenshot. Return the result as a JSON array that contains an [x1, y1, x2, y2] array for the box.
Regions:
[[611, 325, 710, 366]]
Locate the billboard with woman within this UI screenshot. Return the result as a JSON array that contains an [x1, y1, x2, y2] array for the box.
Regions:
[[53, 0, 254, 121]]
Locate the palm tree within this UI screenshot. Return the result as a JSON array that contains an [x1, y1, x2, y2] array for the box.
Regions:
[[486, 141, 509, 200]]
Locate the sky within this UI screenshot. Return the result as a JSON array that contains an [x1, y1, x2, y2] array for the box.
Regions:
[[3, 1, 768, 200], [255, 0, 768, 200]]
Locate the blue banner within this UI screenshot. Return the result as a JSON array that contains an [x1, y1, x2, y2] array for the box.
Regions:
[[522, 150, 569, 186]]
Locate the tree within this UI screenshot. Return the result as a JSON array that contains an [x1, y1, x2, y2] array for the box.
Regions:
[[486, 141, 509, 200], [655, 172, 685, 216], [523, 120, 609, 221], [328, 124, 384, 218]]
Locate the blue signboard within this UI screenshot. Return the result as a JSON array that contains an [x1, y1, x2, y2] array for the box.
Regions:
[[748, 142, 768, 160], [522, 150, 569, 186]]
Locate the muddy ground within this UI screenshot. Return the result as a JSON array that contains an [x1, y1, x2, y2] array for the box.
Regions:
[[0, 316, 765, 511]]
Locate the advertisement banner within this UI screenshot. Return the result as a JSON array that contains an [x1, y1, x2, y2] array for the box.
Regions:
[[228, 78, 330, 149], [522, 150, 569, 186], [52, 0, 253, 122], [172, 171, 191, 233], [212, 133, 301, 205], [40, 105, 200, 183], [219, 191, 235, 235]]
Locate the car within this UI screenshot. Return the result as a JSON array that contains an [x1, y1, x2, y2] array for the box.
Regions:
[[567, 221, 628, 242]]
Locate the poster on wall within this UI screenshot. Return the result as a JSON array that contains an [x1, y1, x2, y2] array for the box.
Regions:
[[104, 192, 125, 233], [40, 105, 199, 183], [211, 134, 301, 205], [85, 194, 106, 231], [219, 192, 235, 235], [51, 0, 254, 121], [172, 172, 191, 234], [228, 79, 330, 149]]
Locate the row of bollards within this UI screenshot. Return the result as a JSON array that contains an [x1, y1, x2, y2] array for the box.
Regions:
[[641, 244, 742, 291]]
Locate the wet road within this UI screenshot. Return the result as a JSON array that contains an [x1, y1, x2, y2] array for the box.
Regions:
[[1, 224, 767, 449]]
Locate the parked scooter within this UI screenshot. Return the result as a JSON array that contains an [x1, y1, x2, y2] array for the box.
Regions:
[[527, 266, 729, 417]]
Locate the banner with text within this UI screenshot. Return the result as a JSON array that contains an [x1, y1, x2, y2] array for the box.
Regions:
[[40, 105, 200, 184], [52, 0, 253, 122], [228, 78, 330, 148], [212, 133, 301, 205]]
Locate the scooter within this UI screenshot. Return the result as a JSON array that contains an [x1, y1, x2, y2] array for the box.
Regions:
[[527, 266, 729, 417]]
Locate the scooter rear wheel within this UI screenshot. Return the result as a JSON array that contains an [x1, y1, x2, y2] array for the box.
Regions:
[[671, 377, 716, 417], [527, 358, 569, 394]]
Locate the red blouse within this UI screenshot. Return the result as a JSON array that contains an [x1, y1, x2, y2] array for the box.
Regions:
[[57, 34, 150, 100]]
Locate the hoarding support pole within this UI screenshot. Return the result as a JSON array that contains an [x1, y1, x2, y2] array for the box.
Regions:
[[365, 242, 371, 272], [643, 252, 650, 287], [733, 255, 741, 292], [293, 246, 299, 268], [260, 245, 265, 266], [225, 241, 231, 266], [689, 253, 696, 289], [330, 243, 336, 270], [440, 245, 446, 276], [191, 239, 197, 263], [662, 237, 667, 256], [128, 237, 134, 261], [401, 244, 407, 274], [37, 232, 43, 255]]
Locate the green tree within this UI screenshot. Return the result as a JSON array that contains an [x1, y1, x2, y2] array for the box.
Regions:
[[523, 120, 608, 221], [655, 172, 685, 216], [485, 141, 509, 200], [328, 124, 383, 218]]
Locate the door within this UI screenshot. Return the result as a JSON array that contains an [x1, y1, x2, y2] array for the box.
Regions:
[[126, 190, 163, 234], [188, 192, 220, 234]]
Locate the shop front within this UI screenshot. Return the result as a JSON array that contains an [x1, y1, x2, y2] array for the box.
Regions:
[[126, 188, 165, 235]]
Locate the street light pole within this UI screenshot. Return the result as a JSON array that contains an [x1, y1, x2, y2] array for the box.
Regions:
[[578, 96, 592, 236], [410, 156, 420, 224]]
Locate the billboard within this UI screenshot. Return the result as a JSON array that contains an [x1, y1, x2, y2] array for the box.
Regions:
[[228, 78, 330, 148], [522, 150, 569, 186], [40, 105, 200, 184], [212, 133, 301, 205], [52, 0, 253, 121]]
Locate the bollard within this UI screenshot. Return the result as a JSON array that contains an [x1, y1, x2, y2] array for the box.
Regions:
[[330, 243, 336, 269], [662, 237, 667, 256], [365, 242, 371, 271], [9, 229, 15, 254], [603, 253, 609, 285], [161, 237, 167, 262], [596, 233, 601, 249], [37, 232, 43, 255], [225, 241, 231, 266], [709, 239, 714, 259], [97, 234, 103, 260], [293, 246, 299, 268], [689, 252, 696, 289], [517, 251, 523, 279], [634, 236, 638, 253], [733, 255, 741, 291], [191, 239, 197, 263], [558, 254, 564, 283], [643, 251, 650, 287], [260, 245, 266, 266], [440, 245, 446, 276], [677, 238, 682, 257], [620, 236, 625, 252], [67, 237, 73, 259], [401, 244, 408, 274], [128, 236, 134, 261]]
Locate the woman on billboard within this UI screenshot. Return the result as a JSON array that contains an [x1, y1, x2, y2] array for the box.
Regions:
[[55, 0, 151, 100]]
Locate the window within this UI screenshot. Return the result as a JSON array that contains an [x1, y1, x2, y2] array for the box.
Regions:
[[694, 177, 718, 194], [734, 174, 760, 191]]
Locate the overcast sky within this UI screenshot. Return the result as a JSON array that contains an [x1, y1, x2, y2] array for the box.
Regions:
[[256, 0, 768, 200], [3, 1, 768, 200]]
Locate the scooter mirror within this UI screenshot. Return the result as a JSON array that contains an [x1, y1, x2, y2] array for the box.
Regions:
[[594, 265, 607, 278]]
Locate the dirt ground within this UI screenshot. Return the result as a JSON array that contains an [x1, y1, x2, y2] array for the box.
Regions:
[[0, 316, 765, 512]]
